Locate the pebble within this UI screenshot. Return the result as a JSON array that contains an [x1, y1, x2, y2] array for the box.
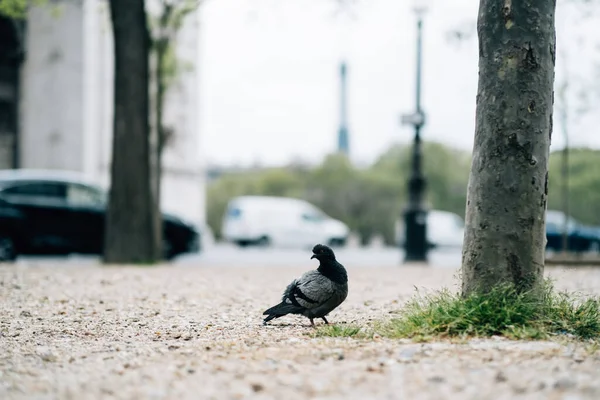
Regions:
[[397, 346, 419, 362], [554, 377, 576, 390], [36, 347, 57, 362], [495, 371, 508, 383]]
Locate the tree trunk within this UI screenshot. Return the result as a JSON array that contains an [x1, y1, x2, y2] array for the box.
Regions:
[[560, 140, 569, 254], [557, 84, 569, 254], [154, 38, 167, 257], [461, 0, 556, 295], [104, 0, 160, 264], [151, 5, 174, 259]]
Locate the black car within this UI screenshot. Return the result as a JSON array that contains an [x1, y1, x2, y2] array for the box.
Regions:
[[0, 169, 200, 262], [545, 210, 600, 254]]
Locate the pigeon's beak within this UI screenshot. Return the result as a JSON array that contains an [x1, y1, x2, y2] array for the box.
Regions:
[[311, 254, 317, 259]]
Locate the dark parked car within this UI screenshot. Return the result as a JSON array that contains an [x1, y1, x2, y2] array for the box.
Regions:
[[545, 210, 600, 253], [0, 169, 200, 262]]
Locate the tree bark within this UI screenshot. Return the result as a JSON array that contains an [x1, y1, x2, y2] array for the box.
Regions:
[[104, 0, 160, 264], [461, 0, 556, 295]]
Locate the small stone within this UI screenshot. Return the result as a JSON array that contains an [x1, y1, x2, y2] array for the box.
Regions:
[[554, 377, 576, 390], [512, 385, 527, 394], [398, 347, 418, 362], [20, 310, 32, 317], [428, 376, 445, 383], [182, 333, 192, 341], [562, 395, 583, 400], [168, 345, 180, 351], [366, 364, 383, 373], [37, 347, 57, 362], [495, 371, 508, 383], [250, 383, 264, 392]]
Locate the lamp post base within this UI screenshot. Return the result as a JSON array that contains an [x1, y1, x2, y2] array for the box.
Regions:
[[403, 207, 428, 263]]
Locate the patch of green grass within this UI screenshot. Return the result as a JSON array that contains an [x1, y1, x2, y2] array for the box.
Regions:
[[377, 279, 600, 341], [313, 324, 367, 338]]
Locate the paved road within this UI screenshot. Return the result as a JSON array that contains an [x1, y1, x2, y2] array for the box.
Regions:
[[15, 244, 463, 269], [179, 244, 463, 268]]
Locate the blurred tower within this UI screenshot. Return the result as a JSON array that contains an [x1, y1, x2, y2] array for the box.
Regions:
[[337, 61, 349, 156]]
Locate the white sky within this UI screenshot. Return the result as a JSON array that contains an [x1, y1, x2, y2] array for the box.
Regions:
[[199, 0, 600, 167]]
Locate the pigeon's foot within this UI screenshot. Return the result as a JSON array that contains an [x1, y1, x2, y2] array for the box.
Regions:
[[321, 317, 329, 324], [309, 318, 315, 327]]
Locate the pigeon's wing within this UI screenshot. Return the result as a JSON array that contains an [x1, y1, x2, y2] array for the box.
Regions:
[[282, 270, 336, 310]]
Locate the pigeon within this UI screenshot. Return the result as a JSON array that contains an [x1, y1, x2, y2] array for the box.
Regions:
[[262, 243, 348, 326]]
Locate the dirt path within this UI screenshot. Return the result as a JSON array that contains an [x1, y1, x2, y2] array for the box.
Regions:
[[1, 263, 599, 399]]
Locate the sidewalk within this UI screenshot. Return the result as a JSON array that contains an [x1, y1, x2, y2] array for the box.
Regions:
[[1, 264, 599, 399]]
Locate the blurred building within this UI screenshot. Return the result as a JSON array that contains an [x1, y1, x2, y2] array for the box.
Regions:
[[0, 1, 206, 227]]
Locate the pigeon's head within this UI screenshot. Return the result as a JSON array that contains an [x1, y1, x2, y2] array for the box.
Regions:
[[311, 244, 336, 261]]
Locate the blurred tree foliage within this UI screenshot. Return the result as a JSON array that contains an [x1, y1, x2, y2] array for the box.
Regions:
[[208, 143, 600, 244], [0, 0, 42, 19], [208, 141, 471, 245], [547, 148, 600, 226]]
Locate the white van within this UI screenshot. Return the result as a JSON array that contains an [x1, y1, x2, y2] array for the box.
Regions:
[[395, 209, 465, 249], [221, 196, 349, 248]]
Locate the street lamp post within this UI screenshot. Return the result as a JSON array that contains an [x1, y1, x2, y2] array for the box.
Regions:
[[401, 4, 428, 263]]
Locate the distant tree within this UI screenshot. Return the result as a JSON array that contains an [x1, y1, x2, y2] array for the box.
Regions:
[[0, 0, 45, 19], [146, 0, 202, 261], [206, 142, 472, 245], [150, 0, 202, 210], [448, 0, 599, 256], [461, 0, 556, 295], [548, 148, 600, 226], [552, 2, 599, 251], [372, 142, 471, 217], [104, 0, 160, 264]]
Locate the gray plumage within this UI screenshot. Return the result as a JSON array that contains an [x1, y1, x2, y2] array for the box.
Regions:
[[263, 244, 348, 326]]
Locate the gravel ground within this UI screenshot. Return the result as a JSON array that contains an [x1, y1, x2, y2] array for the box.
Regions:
[[1, 262, 600, 400]]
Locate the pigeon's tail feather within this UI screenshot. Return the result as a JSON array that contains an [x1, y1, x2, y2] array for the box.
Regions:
[[262, 302, 302, 324], [263, 314, 279, 324]]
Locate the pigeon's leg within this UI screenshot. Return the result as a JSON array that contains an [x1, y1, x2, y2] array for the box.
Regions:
[[321, 316, 329, 324], [309, 318, 315, 327]]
